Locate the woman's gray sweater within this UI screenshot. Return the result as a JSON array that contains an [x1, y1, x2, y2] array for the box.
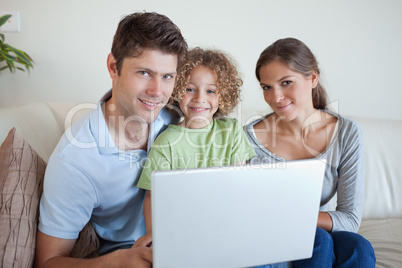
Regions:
[[243, 110, 364, 232]]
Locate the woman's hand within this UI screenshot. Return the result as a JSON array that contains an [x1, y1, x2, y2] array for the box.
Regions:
[[317, 212, 333, 232]]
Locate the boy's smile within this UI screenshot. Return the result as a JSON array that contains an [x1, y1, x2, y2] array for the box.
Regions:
[[179, 65, 220, 129]]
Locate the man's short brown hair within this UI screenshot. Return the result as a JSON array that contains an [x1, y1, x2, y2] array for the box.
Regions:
[[111, 12, 188, 75]]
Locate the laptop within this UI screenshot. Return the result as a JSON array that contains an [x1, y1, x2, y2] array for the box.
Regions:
[[151, 159, 326, 268]]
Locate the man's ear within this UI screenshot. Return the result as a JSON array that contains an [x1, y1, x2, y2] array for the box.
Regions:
[[107, 53, 118, 79]]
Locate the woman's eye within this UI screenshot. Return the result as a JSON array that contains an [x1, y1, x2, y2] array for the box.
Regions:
[[282, 81, 292, 86], [262, 85, 271, 90]]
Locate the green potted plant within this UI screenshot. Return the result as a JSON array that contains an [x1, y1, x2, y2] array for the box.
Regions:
[[0, 14, 34, 73]]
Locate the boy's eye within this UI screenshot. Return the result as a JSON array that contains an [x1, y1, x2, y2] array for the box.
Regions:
[[186, 88, 195, 93], [207, 89, 216, 94], [163, 74, 173, 80]]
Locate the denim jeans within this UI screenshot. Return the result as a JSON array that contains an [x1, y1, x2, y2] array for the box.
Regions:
[[293, 227, 376, 268], [251, 227, 375, 268], [250, 262, 291, 268]]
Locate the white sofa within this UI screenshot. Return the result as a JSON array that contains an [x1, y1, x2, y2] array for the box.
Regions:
[[1, 102, 401, 267]]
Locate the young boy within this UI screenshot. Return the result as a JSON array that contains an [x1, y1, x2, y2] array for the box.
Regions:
[[134, 47, 256, 247]]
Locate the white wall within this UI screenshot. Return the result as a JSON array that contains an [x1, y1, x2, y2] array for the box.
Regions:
[[1, 0, 401, 119]]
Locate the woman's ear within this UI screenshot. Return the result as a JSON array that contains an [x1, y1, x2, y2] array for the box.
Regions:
[[107, 53, 118, 79], [311, 71, 319, 88]]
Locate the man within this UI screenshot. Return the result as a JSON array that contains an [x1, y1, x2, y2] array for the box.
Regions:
[[35, 12, 187, 267]]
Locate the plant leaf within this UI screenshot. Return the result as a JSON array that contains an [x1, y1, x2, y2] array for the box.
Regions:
[[0, 16, 34, 74], [0, 51, 17, 62], [0, 15, 12, 27], [4, 44, 33, 67], [6, 59, 15, 73], [24, 52, 34, 62]]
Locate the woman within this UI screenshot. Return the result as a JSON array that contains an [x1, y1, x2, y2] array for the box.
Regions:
[[244, 38, 375, 267]]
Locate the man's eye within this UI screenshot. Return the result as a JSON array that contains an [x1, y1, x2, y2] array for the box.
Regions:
[[139, 71, 149, 76], [164, 74, 173, 80]]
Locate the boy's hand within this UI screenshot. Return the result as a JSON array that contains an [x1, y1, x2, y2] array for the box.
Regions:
[[133, 233, 153, 248]]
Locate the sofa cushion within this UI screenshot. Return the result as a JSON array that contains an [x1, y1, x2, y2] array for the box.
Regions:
[[69, 221, 100, 258], [0, 128, 100, 265], [351, 117, 402, 220], [0, 128, 46, 267], [358, 219, 402, 268], [0, 103, 64, 162]]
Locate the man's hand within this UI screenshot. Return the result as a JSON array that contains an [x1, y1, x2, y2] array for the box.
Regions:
[[133, 233, 153, 248], [35, 231, 153, 268], [130, 246, 152, 267], [114, 246, 153, 268]]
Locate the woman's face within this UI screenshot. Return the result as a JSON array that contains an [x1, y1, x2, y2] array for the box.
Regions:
[[258, 60, 318, 122]]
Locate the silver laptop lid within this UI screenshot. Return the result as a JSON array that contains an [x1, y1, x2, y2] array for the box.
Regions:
[[151, 159, 326, 268]]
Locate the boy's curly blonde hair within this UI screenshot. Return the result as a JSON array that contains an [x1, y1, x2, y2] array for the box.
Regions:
[[169, 47, 243, 118]]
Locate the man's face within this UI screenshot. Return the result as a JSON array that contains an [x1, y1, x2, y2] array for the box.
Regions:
[[108, 49, 178, 124]]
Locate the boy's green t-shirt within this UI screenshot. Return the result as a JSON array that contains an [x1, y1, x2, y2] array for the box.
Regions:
[[137, 118, 256, 190]]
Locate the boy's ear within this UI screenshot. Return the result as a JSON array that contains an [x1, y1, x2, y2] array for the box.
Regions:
[[107, 53, 118, 79]]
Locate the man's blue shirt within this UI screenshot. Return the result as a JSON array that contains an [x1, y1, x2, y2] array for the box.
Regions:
[[38, 91, 179, 254]]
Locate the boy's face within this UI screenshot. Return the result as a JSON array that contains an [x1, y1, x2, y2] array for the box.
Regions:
[[107, 49, 178, 124], [179, 65, 220, 129]]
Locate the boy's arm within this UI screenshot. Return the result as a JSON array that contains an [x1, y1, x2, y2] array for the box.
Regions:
[[35, 231, 152, 268], [133, 190, 153, 247], [144, 190, 152, 235]]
